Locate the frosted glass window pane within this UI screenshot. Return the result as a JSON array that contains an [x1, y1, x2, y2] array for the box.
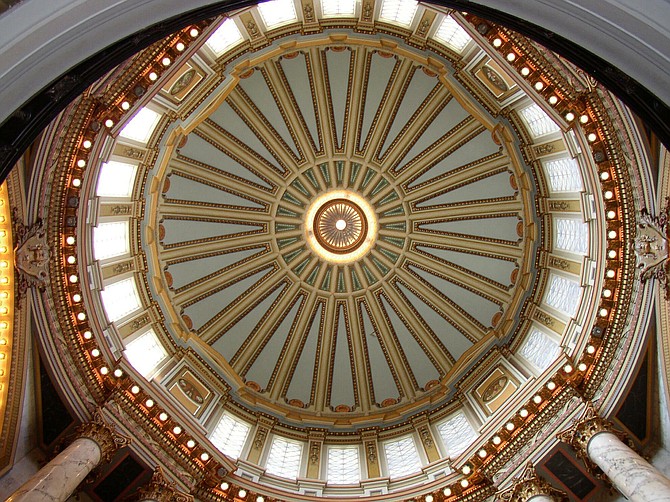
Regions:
[[545, 157, 583, 192], [384, 437, 422, 478], [555, 217, 589, 255], [119, 107, 161, 144], [321, 0, 356, 16], [124, 329, 168, 378], [258, 0, 297, 28], [327, 447, 360, 484], [266, 437, 302, 479], [434, 16, 472, 52], [100, 278, 141, 322], [520, 103, 560, 138], [93, 221, 129, 260], [210, 414, 251, 459], [437, 411, 477, 457], [518, 328, 561, 371], [379, 0, 418, 26], [206, 18, 244, 55], [545, 274, 581, 317], [96, 161, 137, 197]]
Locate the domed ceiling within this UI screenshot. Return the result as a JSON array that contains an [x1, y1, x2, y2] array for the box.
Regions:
[[148, 36, 534, 424], [27, 1, 654, 500]]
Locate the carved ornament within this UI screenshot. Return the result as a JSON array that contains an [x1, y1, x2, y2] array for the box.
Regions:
[[636, 203, 669, 298], [548, 257, 570, 270], [77, 408, 132, 464], [254, 427, 268, 450], [310, 441, 321, 465], [366, 441, 377, 464], [13, 217, 49, 295], [535, 311, 554, 328], [497, 462, 567, 502], [135, 466, 193, 502], [535, 144, 555, 155], [418, 425, 434, 448]]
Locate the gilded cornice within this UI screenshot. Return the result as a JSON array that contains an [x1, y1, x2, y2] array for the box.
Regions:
[[0, 171, 22, 476]]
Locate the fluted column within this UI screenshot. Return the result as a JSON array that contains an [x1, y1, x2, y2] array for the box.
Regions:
[[7, 409, 130, 502], [497, 462, 567, 502], [560, 404, 670, 502], [135, 466, 193, 502]]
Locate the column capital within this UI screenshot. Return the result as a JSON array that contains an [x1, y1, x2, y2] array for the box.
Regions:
[[135, 466, 193, 502], [497, 462, 568, 502], [76, 408, 132, 464], [558, 404, 621, 458]]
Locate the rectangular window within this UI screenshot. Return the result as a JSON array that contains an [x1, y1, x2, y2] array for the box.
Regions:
[[210, 413, 251, 459], [379, 0, 418, 26], [518, 328, 561, 372], [100, 278, 141, 322], [433, 16, 471, 52], [544, 156, 583, 192], [119, 107, 161, 144], [383, 436, 422, 478], [327, 447, 360, 484], [257, 0, 297, 29], [545, 274, 582, 317], [437, 411, 477, 457], [93, 221, 130, 260], [320, 0, 356, 16], [96, 161, 137, 197], [266, 437, 303, 479], [520, 103, 560, 138], [206, 18, 244, 55], [124, 328, 168, 378], [555, 217, 588, 255]]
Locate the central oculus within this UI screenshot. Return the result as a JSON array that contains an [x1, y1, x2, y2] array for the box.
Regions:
[[305, 190, 377, 263]]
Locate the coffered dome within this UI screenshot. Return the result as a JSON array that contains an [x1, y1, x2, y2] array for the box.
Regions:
[[140, 34, 537, 427], [24, 1, 655, 500]]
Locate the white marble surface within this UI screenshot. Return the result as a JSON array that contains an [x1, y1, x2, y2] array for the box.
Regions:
[[527, 495, 555, 502], [652, 361, 670, 478], [0, 447, 46, 500], [7, 437, 101, 502], [589, 431, 670, 502]]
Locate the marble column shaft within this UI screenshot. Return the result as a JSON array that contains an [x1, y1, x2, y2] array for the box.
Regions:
[[588, 431, 670, 502], [7, 437, 102, 502]]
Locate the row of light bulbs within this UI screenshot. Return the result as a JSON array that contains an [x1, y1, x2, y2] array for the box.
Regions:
[[478, 13, 622, 407], [0, 183, 11, 391]]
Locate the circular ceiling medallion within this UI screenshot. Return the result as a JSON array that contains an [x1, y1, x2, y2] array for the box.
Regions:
[[314, 199, 367, 253], [305, 191, 376, 262]]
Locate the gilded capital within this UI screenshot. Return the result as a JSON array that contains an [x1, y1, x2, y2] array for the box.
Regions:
[[135, 466, 193, 502], [497, 462, 567, 502], [76, 408, 132, 464], [557, 403, 616, 460]]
